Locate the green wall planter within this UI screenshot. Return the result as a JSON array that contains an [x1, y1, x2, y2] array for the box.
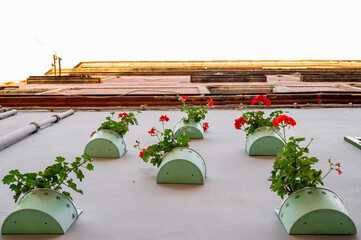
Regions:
[[276, 187, 357, 235], [344, 136, 361, 150], [157, 147, 206, 184], [245, 127, 284, 156], [173, 120, 204, 139], [84, 129, 126, 158], [2, 189, 82, 234]]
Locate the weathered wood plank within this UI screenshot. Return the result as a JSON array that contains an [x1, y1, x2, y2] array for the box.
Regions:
[[191, 74, 266, 83], [27, 76, 102, 84], [207, 85, 273, 94], [301, 73, 361, 82]]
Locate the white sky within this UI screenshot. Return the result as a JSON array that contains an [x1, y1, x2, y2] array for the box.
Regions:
[[0, 0, 360, 82]]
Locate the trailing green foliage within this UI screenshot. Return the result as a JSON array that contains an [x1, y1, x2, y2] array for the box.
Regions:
[[268, 137, 323, 199], [134, 115, 190, 167], [2, 154, 94, 202], [137, 130, 189, 167], [180, 105, 209, 123], [241, 110, 283, 136], [178, 96, 213, 123], [234, 95, 283, 136], [96, 111, 139, 138]]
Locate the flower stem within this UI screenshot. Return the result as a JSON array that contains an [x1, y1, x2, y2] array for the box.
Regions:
[[275, 131, 286, 144], [322, 168, 332, 180], [283, 124, 286, 143], [322, 160, 333, 180], [155, 132, 162, 142], [305, 138, 313, 148], [275, 124, 287, 144]]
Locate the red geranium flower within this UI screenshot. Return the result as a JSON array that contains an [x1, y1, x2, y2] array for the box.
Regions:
[[336, 163, 340, 168], [203, 122, 209, 132], [234, 116, 248, 130], [181, 96, 188, 100], [337, 169, 342, 175], [264, 99, 271, 106], [159, 115, 170, 122], [140, 146, 153, 158], [139, 148, 146, 158], [148, 127, 156, 136], [206, 99, 214, 107], [273, 115, 296, 128], [118, 112, 129, 118], [251, 95, 271, 106], [90, 131, 96, 137]]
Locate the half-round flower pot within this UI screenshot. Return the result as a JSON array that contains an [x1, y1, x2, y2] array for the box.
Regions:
[[173, 120, 204, 139], [157, 147, 206, 184], [84, 129, 126, 158], [1, 189, 82, 234], [276, 187, 357, 235], [245, 127, 284, 156]]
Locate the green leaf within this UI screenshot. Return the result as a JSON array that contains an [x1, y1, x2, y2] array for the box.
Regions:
[[55, 156, 65, 163], [62, 191, 72, 200], [41, 166, 60, 178], [2, 174, 16, 185], [86, 163, 94, 171], [8, 169, 20, 175], [76, 170, 85, 181]]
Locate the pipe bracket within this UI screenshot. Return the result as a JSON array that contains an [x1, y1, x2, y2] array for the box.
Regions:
[[52, 114, 61, 122], [29, 122, 41, 131]]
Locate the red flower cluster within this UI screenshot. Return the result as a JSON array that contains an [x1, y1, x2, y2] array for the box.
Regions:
[[251, 95, 271, 106], [118, 112, 129, 118], [273, 115, 296, 128], [159, 115, 169, 122], [234, 116, 248, 130], [139, 149, 145, 158], [181, 96, 188, 100], [206, 99, 214, 107], [139, 146, 152, 158], [333, 162, 342, 175], [148, 127, 156, 136], [329, 160, 342, 176], [202, 122, 209, 132]]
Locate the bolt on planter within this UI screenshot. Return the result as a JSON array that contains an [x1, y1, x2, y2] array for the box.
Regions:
[[173, 120, 204, 139], [276, 187, 357, 235], [84, 129, 126, 158], [245, 127, 284, 156], [2, 189, 82, 234], [157, 147, 206, 184]]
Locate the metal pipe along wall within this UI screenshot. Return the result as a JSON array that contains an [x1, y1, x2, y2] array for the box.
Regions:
[[0, 109, 74, 150], [0, 109, 17, 120]]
